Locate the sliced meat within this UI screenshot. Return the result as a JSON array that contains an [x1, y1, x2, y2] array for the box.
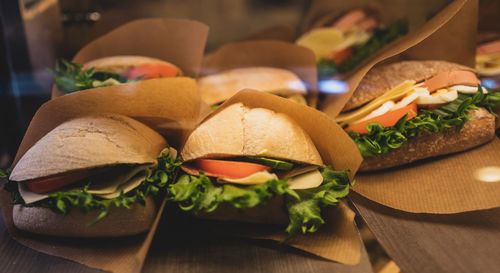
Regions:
[[423, 70, 480, 92], [332, 9, 366, 31]]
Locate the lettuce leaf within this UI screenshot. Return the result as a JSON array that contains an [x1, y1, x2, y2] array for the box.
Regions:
[[349, 87, 500, 157], [167, 167, 351, 238], [2, 151, 181, 225], [48, 59, 138, 93]]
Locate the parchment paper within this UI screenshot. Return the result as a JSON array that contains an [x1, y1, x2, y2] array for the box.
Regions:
[[52, 18, 209, 98], [190, 89, 363, 264]]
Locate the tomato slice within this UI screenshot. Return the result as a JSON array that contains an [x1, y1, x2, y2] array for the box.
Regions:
[[126, 63, 183, 80], [24, 168, 106, 194], [195, 159, 271, 179], [345, 103, 418, 134], [325, 47, 353, 65]]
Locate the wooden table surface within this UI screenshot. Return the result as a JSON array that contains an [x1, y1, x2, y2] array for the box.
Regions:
[[351, 192, 500, 273], [0, 206, 374, 273]]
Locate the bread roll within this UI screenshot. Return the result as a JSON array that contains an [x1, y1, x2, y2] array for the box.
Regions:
[[343, 61, 475, 111], [13, 197, 157, 237], [10, 114, 166, 182], [181, 103, 323, 166], [360, 108, 496, 171], [198, 67, 307, 105]]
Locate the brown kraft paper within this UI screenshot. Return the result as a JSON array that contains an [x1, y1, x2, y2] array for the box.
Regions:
[[316, 0, 500, 214], [3, 77, 206, 273], [191, 89, 363, 264], [201, 40, 319, 107], [52, 18, 209, 98], [320, 0, 478, 118]]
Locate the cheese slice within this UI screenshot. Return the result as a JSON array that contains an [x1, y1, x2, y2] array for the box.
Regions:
[[336, 80, 417, 126], [218, 171, 279, 185], [287, 169, 323, 190], [18, 164, 154, 204], [218, 166, 323, 190], [86, 164, 153, 195]]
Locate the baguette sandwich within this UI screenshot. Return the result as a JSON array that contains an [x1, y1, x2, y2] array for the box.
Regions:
[[336, 61, 500, 171], [198, 67, 308, 106], [167, 102, 353, 237], [51, 56, 183, 94], [2, 114, 180, 237]]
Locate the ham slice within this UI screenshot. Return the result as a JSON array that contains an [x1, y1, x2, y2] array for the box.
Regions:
[[332, 9, 366, 31], [423, 70, 480, 92], [477, 40, 500, 55]]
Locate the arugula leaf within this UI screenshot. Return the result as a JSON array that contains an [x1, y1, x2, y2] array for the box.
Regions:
[[3, 151, 181, 225], [48, 59, 133, 93], [167, 167, 351, 238], [349, 87, 500, 157], [318, 18, 409, 80]]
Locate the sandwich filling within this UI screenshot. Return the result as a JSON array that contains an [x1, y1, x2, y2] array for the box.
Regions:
[[296, 9, 408, 79], [476, 40, 500, 92], [4, 148, 180, 225], [50, 58, 183, 93], [337, 71, 500, 157]]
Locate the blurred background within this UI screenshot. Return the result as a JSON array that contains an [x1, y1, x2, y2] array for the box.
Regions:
[[0, 0, 499, 174]]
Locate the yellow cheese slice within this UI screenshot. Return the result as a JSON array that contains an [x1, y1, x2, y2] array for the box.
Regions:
[[287, 169, 323, 190], [296, 28, 345, 60], [218, 171, 279, 185], [336, 80, 418, 126]]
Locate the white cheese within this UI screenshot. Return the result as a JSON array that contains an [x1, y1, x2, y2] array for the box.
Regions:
[[287, 169, 323, 189], [86, 164, 153, 195], [18, 183, 48, 204]]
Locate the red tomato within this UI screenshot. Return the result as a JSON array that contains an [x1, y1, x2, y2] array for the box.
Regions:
[[345, 103, 418, 134], [195, 159, 271, 179], [126, 63, 183, 80], [325, 47, 353, 65], [24, 168, 102, 194]]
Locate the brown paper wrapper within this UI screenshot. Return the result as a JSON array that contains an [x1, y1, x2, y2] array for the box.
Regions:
[[4, 77, 206, 273], [201, 40, 319, 107], [194, 89, 363, 264], [320, 0, 478, 118], [352, 137, 500, 214], [52, 18, 209, 98], [238, 24, 296, 43]]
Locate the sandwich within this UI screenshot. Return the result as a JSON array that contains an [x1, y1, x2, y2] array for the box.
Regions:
[[335, 61, 500, 171], [296, 9, 408, 80], [198, 67, 308, 106], [50, 56, 183, 94], [167, 102, 353, 237], [476, 39, 500, 92], [2, 113, 180, 237]]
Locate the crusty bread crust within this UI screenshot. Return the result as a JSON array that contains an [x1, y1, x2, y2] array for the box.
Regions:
[[360, 108, 496, 171], [13, 197, 157, 237], [198, 67, 307, 105], [10, 114, 166, 181], [344, 61, 476, 111], [181, 103, 323, 166], [82, 55, 181, 76]]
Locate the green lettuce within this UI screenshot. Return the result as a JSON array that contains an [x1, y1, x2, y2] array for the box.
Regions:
[[349, 87, 500, 157], [2, 151, 181, 225], [167, 167, 351, 238], [48, 59, 140, 93]]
